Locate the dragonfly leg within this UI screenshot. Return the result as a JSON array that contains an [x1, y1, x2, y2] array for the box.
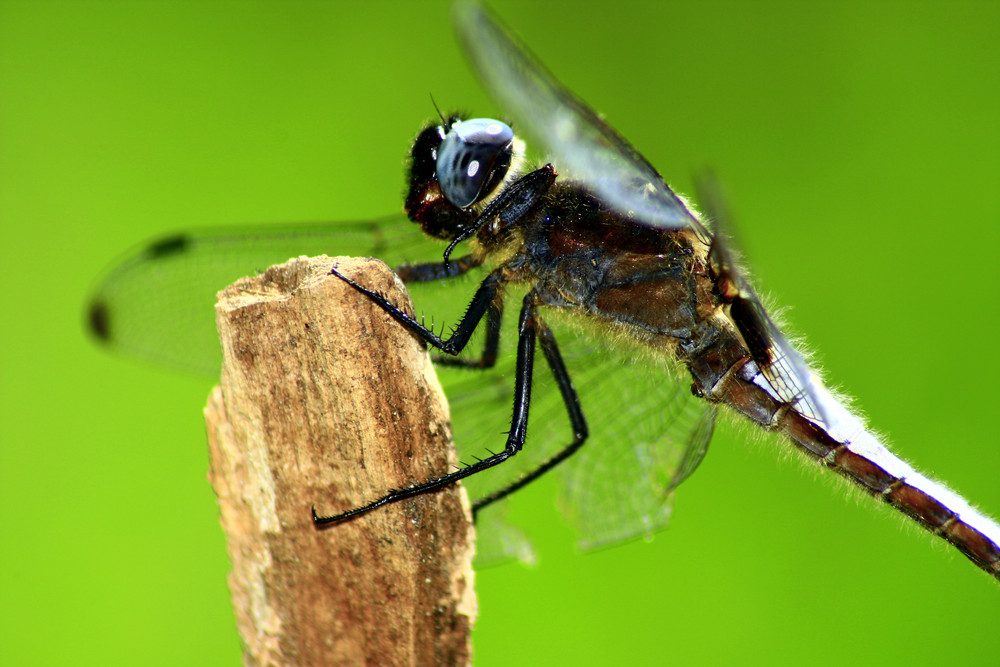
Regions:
[[394, 253, 482, 283], [312, 292, 540, 526], [392, 253, 503, 368], [442, 164, 556, 263], [471, 317, 589, 518], [433, 296, 503, 369], [329, 265, 503, 355]]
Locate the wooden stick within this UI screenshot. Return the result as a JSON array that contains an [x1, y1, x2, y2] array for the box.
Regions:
[[205, 256, 476, 666]]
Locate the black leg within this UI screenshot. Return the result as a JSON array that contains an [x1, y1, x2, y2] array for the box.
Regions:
[[433, 295, 503, 369], [443, 164, 557, 264], [313, 292, 540, 526], [394, 253, 481, 283], [329, 266, 503, 356], [390, 254, 500, 368], [471, 319, 589, 518]]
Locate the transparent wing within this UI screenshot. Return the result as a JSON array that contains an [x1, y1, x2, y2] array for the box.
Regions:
[[87, 213, 715, 564], [550, 322, 716, 550], [454, 2, 705, 236], [695, 176, 831, 429], [729, 283, 831, 428], [86, 213, 544, 562], [87, 216, 442, 374], [446, 303, 717, 564]]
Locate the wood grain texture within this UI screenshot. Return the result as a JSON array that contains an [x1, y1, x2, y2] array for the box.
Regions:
[[205, 255, 476, 666]]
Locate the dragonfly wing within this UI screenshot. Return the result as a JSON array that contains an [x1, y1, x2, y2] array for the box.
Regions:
[[695, 175, 832, 430], [87, 215, 440, 374], [550, 324, 716, 550], [729, 285, 831, 428], [453, 2, 704, 235], [448, 301, 717, 560], [470, 499, 536, 567]]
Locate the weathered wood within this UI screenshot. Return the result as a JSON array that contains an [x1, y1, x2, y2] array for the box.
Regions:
[[205, 256, 476, 666]]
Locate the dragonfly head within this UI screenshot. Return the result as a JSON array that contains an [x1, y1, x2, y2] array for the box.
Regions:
[[405, 116, 514, 241]]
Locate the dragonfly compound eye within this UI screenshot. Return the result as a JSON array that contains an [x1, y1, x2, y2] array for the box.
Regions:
[[436, 118, 514, 208]]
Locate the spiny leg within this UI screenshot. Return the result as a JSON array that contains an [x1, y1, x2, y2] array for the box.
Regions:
[[328, 265, 503, 355], [434, 295, 503, 369], [443, 164, 556, 263], [471, 318, 588, 518], [394, 253, 482, 283], [391, 254, 502, 368], [313, 291, 540, 526]]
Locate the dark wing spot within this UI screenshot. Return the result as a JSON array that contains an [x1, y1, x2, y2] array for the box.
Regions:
[[729, 295, 773, 366], [145, 234, 190, 259], [88, 299, 111, 342]]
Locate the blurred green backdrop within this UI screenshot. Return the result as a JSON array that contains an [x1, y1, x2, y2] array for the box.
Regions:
[[2, 1, 998, 665]]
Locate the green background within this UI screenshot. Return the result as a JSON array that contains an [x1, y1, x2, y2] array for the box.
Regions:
[[3, 1, 998, 665]]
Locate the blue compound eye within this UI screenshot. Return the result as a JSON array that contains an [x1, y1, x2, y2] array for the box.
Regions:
[[436, 118, 514, 208]]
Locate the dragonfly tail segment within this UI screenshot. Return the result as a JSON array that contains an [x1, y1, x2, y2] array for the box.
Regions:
[[687, 328, 1000, 582]]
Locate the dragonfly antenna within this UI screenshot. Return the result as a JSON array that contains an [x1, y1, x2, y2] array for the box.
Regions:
[[429, 93, 447, 126]]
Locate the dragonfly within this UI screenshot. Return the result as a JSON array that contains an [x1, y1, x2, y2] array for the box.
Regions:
[[87, 2, 1000, 580]]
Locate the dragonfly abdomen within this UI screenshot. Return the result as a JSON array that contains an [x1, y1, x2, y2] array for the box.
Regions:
[[688, 326, 1000, 580]]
